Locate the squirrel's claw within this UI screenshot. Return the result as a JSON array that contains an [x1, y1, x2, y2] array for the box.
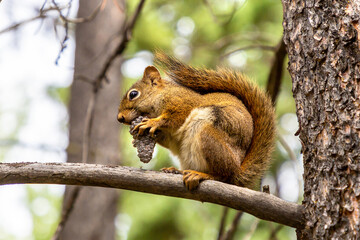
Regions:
[[133, 118, 160, 137], [182, 170, 214, 191], [133, 122, 143, 134]]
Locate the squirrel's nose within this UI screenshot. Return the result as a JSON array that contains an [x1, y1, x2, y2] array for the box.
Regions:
[[117, 113, 125, 123]]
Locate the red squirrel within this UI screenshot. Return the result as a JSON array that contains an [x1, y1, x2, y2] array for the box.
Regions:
[[118, 52, 276, 190]]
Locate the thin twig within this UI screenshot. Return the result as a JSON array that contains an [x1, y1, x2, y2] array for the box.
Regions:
[[93, 0, 146, 92], [222, 1, 239, 26], [0, 1, 105, 64], [51, 187, 81, 240], [54, 0, 105, 24], [70, 30, 125, 74], [278, 135, 303, 202], [0, 15, 45, 34], [268, 224, 283, 240], [0, 0, 113, 37], [112, 0, 124, 12], [40, 0, 49, 12], [0, 7, 59, 34], [202, 0, 239, 26], [243, 219, 260, 240], [278, 135, 297, 162], [263, 185, 270, 194], [217, 207, 229, 240], [221, 45, 275, 60], [74, 75, 94, 85], [202, 0, 220, 24], [221, 211, 244, 240], [213, 32, 265, 50], [52, 0, 74, 65], [82, 94, 96, 163], [0, 1, 103, 35], [266, 38, 287, 104]]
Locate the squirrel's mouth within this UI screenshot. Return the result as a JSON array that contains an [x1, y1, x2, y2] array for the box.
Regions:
[[117, 114, 128, 124], [118, 108, 152, 125], [117, 108, 154, 125], [117, 110, 137, 125]]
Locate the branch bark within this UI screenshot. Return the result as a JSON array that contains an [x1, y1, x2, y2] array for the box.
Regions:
[[0, 162, 304, 229]]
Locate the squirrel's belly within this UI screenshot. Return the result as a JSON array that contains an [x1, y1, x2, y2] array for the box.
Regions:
[[176, 107, 214, 172]]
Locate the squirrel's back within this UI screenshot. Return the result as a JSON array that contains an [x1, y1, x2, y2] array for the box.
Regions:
[[155, 52, 276, 188]]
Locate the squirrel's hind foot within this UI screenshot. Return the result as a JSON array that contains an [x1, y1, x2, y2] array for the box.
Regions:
[[183, 170, 214, 191]]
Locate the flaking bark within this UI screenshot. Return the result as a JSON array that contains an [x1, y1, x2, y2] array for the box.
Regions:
[[282, 0, 360, 238]]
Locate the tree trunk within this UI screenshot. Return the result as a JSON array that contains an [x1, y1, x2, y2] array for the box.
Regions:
[[61, 0, 125, 239], [282, 1, 360, 239]]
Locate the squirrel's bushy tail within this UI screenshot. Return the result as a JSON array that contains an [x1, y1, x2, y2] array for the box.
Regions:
[[154, 52, 276, 188]]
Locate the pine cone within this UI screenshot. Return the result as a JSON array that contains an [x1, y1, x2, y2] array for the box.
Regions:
[[129, 116, 156, 163]]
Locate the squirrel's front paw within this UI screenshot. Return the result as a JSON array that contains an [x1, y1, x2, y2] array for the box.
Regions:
[[182, 170, 214, 191], [133, 117, 162, 137]]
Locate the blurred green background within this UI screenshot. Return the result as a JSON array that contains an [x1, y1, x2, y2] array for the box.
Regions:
[[0, 0, 302, 239]]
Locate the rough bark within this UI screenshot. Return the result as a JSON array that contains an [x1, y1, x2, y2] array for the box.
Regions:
[[0, 162, 304, 229], [62, 1, 125, 239], [282, 1, 360, 239]]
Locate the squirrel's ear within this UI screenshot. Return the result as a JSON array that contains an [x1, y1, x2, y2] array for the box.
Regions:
[[143, 66, 163, 85]]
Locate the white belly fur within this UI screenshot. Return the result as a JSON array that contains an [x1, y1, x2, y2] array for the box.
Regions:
[[176, 107, 214, 172]]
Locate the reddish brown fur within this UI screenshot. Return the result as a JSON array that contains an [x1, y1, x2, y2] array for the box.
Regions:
[[154, 52, 276, 188], [118, 52, 276, 190]]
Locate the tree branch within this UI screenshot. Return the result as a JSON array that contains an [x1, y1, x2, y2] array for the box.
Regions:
[[93, 0, 146, 92], [0, 162, 304, 229], [220, 211, 244, 240], [217, 207, 229, 240], [0, 6, 61, 35], [220, 45, 275, 60]]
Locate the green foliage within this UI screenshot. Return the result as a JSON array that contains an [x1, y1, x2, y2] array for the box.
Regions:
[[26, 185, 62, 240], [46, 86, 70, 106], [120, 191, 223, 240]]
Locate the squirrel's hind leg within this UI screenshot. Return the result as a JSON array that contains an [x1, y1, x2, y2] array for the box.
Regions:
[[198, 124, 244, 185], [177, 105, 250, 189], [180, 124, 244, 190], [180, 124, 247, 190]]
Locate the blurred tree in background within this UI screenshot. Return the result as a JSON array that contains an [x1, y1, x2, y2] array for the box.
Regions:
[[0, 0, 301, 239], [59, 0, 124, 239]]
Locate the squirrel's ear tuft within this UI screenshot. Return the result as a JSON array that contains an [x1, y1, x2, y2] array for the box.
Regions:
[[143, 66, 163, 85]]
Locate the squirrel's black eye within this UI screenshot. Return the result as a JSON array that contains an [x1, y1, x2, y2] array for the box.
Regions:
[[128, 89, 140, 100]]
